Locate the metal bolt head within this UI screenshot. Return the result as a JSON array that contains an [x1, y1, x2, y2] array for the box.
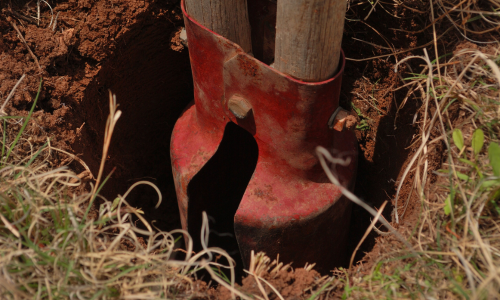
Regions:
[[332, 109, 349, 131], [228, 95, 252, 119]]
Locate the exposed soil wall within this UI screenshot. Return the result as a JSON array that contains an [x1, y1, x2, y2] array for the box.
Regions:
[[2, 0, 192, 233], [73, 11, 193, 233]]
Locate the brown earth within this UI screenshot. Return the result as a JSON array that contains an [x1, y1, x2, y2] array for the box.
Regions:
[[0, 0, 453, 298]]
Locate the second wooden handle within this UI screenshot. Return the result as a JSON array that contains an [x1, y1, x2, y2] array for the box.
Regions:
[[274, 0, 347, 82]]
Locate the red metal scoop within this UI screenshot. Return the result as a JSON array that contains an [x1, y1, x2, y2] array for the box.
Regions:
[[171, 0, 357, 273]]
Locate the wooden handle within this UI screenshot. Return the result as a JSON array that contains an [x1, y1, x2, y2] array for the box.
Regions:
[[274, 0, 346, 82], [185, 0, 252, 54]]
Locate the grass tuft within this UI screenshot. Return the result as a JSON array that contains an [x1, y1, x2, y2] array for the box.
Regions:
[[0, 91, 251, 299], [320, 38, 500, 300]]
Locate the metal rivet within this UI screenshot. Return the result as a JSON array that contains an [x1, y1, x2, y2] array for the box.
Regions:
[[228, 95, 252, 119], [328, 107, 349, 131]]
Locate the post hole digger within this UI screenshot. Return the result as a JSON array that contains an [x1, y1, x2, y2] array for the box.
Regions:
[[170, 0, 357, 274]]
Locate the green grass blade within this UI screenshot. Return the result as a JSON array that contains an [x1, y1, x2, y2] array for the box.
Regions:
[[25, 139, 49, 168], [471, 129, 484, 156], [213, 267, 231, 284], [1, 120, 6, 162], [11, 140, 50, 180], [81, 168, 115, 224], [307, 280, 333, 300], [452, 129, 464, 152], [5, 78, 43, 161], [488, 143, 500, 176]]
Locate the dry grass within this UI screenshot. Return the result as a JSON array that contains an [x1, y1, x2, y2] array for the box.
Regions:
[[0, 87, 244, 299], [332, 44, 500, 300], [317, 0, 500, 298], [0, 88, 214, 299]]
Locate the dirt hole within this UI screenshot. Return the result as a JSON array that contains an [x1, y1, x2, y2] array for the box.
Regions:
[[22, 0, 420, 277], [74, 16, 193, 233]]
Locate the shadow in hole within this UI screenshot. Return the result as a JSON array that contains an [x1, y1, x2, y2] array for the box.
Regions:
[[74, 2, 193, 234], [339, 61, 419, 263], [187, 122, 259, 282]]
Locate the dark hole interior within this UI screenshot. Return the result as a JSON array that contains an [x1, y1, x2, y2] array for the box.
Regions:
[[187, 122, 259, 280]]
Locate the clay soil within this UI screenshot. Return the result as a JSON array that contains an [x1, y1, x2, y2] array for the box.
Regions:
[[0, 0, 453, 298]]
